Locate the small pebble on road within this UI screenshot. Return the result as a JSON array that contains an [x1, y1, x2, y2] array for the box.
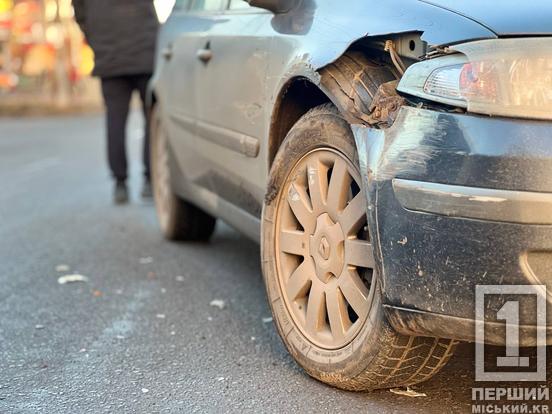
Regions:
[[209, 299, 225, 310], [55, 264, 70, 272]]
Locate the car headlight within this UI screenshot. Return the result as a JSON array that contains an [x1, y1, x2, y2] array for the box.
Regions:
[[397, 38, 552, 121]]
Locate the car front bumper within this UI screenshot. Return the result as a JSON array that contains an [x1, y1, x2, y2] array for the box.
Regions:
[[353, 106, 552, 346]]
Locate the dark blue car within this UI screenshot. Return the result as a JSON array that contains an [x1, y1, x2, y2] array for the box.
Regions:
[[148, 0, 552, 390]]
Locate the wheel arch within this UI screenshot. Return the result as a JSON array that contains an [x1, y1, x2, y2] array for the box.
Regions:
[[267, 76, 330, 168], [267, 46, 400, 169]]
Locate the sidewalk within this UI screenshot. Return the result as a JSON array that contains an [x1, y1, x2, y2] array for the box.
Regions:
[[0, 78, 103, 117]]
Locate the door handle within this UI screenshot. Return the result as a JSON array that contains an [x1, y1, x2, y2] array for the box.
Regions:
[[196, 48, 213, 64], [162, 44, 173, 60]]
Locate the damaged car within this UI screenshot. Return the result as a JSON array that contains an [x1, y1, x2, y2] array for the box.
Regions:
[[148, 0, 552, 390]]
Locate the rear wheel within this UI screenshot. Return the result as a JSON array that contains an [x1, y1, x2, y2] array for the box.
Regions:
[[261, 104, 456, 391], [150, 105, 216, 241]]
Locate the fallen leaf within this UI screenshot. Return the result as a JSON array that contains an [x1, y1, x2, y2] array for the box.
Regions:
[[389, 387, 427, 398], [210, 299, 225, 310], [58, 274, 88, 285], [55, 264, 70, 272]]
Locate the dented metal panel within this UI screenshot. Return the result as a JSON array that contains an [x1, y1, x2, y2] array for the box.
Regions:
[[262, 0, 497, 138], [265, 0, 496, 71]]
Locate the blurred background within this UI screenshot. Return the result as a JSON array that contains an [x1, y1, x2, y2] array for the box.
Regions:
[[0, 0, 175, 114]]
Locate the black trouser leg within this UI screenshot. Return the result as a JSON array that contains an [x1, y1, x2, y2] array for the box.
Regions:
[[133, 74, 152, 180], [101, 76, 133, 182]]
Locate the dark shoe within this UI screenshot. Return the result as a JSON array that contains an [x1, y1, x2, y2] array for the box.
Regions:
[[141, 179, 153, 199], [114, 181, 129, 204]]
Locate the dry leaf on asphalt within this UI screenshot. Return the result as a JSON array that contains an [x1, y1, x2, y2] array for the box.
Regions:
[[57, 274, 89, 285], [389, 387, 427, 398]]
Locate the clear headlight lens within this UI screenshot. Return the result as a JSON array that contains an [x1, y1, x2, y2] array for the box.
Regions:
[[423, 64, 465, 100], [397, 38, 552, 120]]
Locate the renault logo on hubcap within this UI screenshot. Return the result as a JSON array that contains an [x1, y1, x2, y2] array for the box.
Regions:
[[318, 237, 331, 260]]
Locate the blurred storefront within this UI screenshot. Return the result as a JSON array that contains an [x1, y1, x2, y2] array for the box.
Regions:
[[0, 0, 174, 114], [0, 0, 100, 113]]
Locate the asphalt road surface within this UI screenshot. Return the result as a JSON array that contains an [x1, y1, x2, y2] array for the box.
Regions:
[[1, 113, 550, 413]]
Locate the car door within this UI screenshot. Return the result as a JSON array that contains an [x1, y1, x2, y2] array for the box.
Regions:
[[192, 0, 273, 222], [160, 0, 225, 185]]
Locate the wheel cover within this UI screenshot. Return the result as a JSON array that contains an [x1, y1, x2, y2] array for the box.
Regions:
[[152, 116, 172, 230], [275, 148, 376, 350]]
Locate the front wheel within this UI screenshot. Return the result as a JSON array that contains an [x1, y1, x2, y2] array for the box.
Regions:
[[261, 104, 456, 391]]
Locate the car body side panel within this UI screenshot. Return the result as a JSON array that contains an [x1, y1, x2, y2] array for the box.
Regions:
[[152, 12, 217, 195], [193, 11, 273, 219]]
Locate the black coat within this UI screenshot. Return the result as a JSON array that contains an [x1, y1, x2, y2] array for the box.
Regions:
[[73, 0, 159, 78]]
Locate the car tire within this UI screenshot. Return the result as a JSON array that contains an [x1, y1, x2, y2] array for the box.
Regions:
[[261, 104, 456, 391], [150, 105, 216, 241]]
